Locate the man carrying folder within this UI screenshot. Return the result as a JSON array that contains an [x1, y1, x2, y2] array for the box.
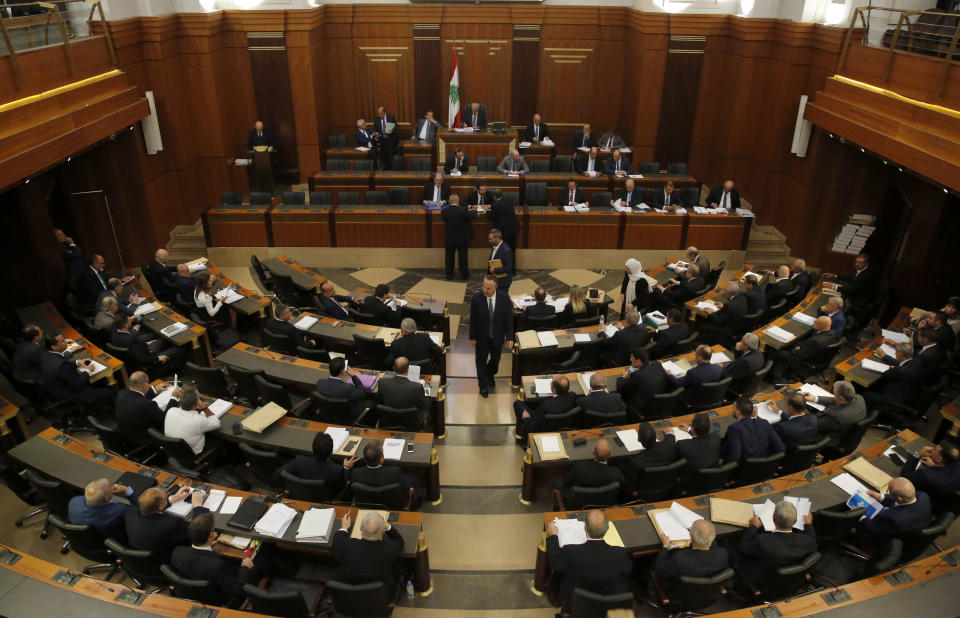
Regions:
[[487, 229, 513, 291]]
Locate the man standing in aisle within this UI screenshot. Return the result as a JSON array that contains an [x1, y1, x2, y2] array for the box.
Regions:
[[470, 275, 514, 398]]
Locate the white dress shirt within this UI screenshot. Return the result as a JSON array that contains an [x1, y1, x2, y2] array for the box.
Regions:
[[164, 406, 221, 455], [195, 289, 223, 317], [419, 121, 430, 140]]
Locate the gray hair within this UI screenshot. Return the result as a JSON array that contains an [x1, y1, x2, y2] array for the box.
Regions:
[[695, 344, 712, 361], [84, 478, 113, 507], [690, 520, 716, 548], [625, 310, 640, 326], [833, 380, 856, 402], [400, 318, 417, 333], [490, 228, 502, 240], [895, 342, 913, 358], [360, 511, 386, 540], [725, 281, 739, 294], [584, 510, 609, 539], [793, 258, 806, 269], [356, 119, 366, 128], [828, 296, 844, 310], [773, 501, 797, 529], [687, 264, 700, 277], [100, 296, 118, 311], [589, 372, 607, 390], [179, 386, 199, 411], [742, 332, 759, 351]]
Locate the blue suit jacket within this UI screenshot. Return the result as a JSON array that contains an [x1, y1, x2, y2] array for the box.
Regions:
[[860, 491, 932, 549], [468, 291, 514, 347], [488, 242, 513, 289], [314, 376, 370, 416], [721, 416, 785, 463], [319, 294, 351, 319], [774, 412, 819, 450], [818, 310, 846, 337], [900, 456, 960, 502], [671, 362, 723, 402], [355, 128, 375, 147], [68, 488, 141, 543]]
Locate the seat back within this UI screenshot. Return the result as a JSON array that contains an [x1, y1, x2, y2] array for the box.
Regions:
[[635, 458, 686, 501], [729, 358, 771, 398], [310, 390, 360, 425], [591, 191, 611, 208], [238, 443, 282, 485], [899, 511, 955, 562], [296, 345, 330, 363], [254, 374, 293, 409], [779, 436, 830, 474], [809, 341, 843, 376], [388, 187, 410, 205], [636, 161, 659, 174], [354, 159, 375, 171], [23, 469, 75, 518], [391, 154, 408, 171], [706, 260, 726, 289], [553, 155, 573, 172], [521, 313, 558, 331], [401, 305, 433, 330], [283, 191, 305, 205], [350, 307, 382, 326], [673, 331, 699, 355], [834, 409, 879, 456], [222, 191, 242, 205], [338, 191, 360, 205], [326, 580, 391, 618], [685, 461, 738, 494], [813, 507, 866, 545], [160, 563, 221, 605], [570, 587, 633, 618], [184, 362, 232, 399], [147, 428, 200, 468], [47, 513, 111, 563], [867, 539, 903, 576], [270, 272, 305, 307], [582, 408, 627, 428], [540, 406, 581, 431], [760, 551, 820, 598], [477, 156, 496, 171], [280, 470, 333, 502], [683, 187, 700, 207], [104, 538, 167, 588], [530, 159, 550, 172], [667, 162, 687, 174], [566, 481, 621, 510], [410, 157, 432, 171], [687, 377, 732, 410], [377, 405, 423, 431], [574, 315, 601, 327], [328, 134, 347, 146], [570, 337, 605, 368], [309, 191, 332, 205], [88, 415, 133, 456], [765, 298, 787, 320], [228, 366, 264, 406], [328, 159, 349, 172], [643, 386, 684, 420], [667, 568, 733, 612], [263, 328, 296, 355], [525, 182, 547, 206], [350, 481, 406, 510], [365, 190, 388, 205], [243, 583, 309, 618], [250, 254, 272, 290], [735, 451, 785, 485], [352, 334, 388, 370], [246, 192, 269, 206]]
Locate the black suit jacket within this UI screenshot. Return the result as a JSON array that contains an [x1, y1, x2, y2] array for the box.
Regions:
[[577, 391, 625, 415], [78, 266, 108, 307], [704, 294, 748, 335], [677, 433, 722, 473], [615, 187, 645, 208], [40, 351, 94, 403], [441, 204, 477, 247], [764, 278, 793, 307], [280, 455, 348, 496], [562, 187, 586, 205], [789, 330, 838, 363], [462, 108, 487, 130], [525, 393, 578, 432], [443, 153, 470, 174], [900, 456, 960, 504], [706, 187, 741, 210], [744, 287, 766, 314], [616, 362, 669, 412], [625, 434, 678, 478], [790, 270, 813, 296], [663, 276, 704, 305], [111, 329, 161, 369], [837, 267, 878, 310], [737, 525, 817, 583], [526, 122, 550, 141], [486, 198, 519, 237], [869, 357, 922, 404], [721, 416, 785, 462], [859, 492, 932, 550], [523, 302, 556, 321], [314, 376, 370, 416], [466, 189, 491, 207], [651, 189, 684, 208], [654, 543, 729, 586], [126, 506, 209, 564], [572, 131, 597, 149], [562, 461, 625, 497], [377, 375, 430, 418], [264, 317, 312, 349], [651, 323, 690, 359], [469, 291, 514, 346], [61, 242, 86, 281], [170, 546, 252, 604], [319, 294, 351, 319], [116, 388, 168, 446], [773, 412, 819, 450], [387, 332, 441, 366], [362, 296, 402, 327], [145, 260, 175, 288], [420, 183, 451, 205], [247, 129, 275, 149], [374, 114, 398, 145], [350, 464, 410, 495], [574, 153, 602, 175], [603, 156, 633, 175], [721, 349, 765, 380], [487, 242, 513, 289], [413, 118, 439, 143], [13, 340, 45, 382], [332, 527, 404, 590], [546, 536, 632, 597], [605, 324, 650, 366]]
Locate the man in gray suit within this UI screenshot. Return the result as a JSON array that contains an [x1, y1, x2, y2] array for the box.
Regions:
[[598, 127, 626, 150], [413, 110, 440, 143], [94, 297, 120, 331], [805, 380, 865, 447], [497, 149, 529, 174]]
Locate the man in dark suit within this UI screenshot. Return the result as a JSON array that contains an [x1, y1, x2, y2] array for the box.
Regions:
[[574, 146, 602, 175], [912, 326, 948, 384], [649, 309, 690, 359], [742, 274, 766, 315], [466, 184, 491, 207], [13, 324, 46, 382], [830, 253, 878, 316], [899, 441, 960, 509], [789, 259, 812, 296], [373, 105, 398, 169], [126, 486, 207, 564], [603, 149, 633, 176], [413, 110, 440, 143], [279, 432, 356, 496], [698, 281, 749, 347], [605, 310, 650, 366], [654, 520, 729, 593], [864, 342, 922, 410], [546, 510, 632, 598], [522, 287, 556, 323], [720, 397, 785, 463], [651, 180, 684, 209], [572, 123, 597, 150], [171, 512, 257, 605], [441, 194, 476, 280], [768, 315, 838, 382], [318, 281, 354, 320], [486, 229, 513, 291], [563, 178, 586, 207], [721, 332, 765, 382], [670, 345, 724, 404], [706, 179, 741, 210], [332, 510, 404, 591], [805, 380, 865, 448], [654, 265, 704, 309], [41, 334, 113, 411], [362, 284, 402, 327], [513, 376, 576, 440], [145, 248, 176, 291], [773, 392, 819, 450], [265, 304, 317, 351], [622, 422, 678, 491], [377, 357, 430, 427], [736, 501, 816, 585], [686, 246, 712, 279], [857, 478, 932, 552], [388, 319, 442, 369], [116, 371, 174, 446], [54, 228, 86, 281], [558, 439, 625, 504], [578, 372, 626, 419], [676, 412, 722, 474], [172, 263, 195, 301], [764, 265, 794, 308], [526, 113, 550, 143], [612, 178, 644, 209], [111, 313, 186, 377], [469, 275, 514, 397], [247, 120, 275, 150], [78, 254, 109, 309], [314, 357, 374, 423], [355, 118, 375, 147], [420, 173, 450, 207], [817, 296, 847, 337], [462, 102, 487, 130], [68, 478, 143, 543], [443, 147, 470, 174], [486, 191, 519, 263], [350, 441, 414, 501], [925, 311, 957, 352]]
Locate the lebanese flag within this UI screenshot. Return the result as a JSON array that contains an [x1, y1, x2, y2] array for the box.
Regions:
[[448, 48, 461, 129]]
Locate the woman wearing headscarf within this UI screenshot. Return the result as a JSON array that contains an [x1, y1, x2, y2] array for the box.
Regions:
[[619, 258, 649, 315]]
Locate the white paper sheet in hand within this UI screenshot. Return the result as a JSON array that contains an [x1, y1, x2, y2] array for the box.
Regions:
[[660, 361, 686, 378], [553, 518, 588, 547], [79, 360, 108, 376], [616, 429, 645, 452], [294, 315, 318, 330], [325, 427, 350, 452], [831, 472, 870, 496], [671, 427, 693, 441], [203, 489, 226, 512], [881, 329, 910, 343], [604, 324, 620, 337], [784, 496, 811, 530], [756, 401, 782, 424], [861, 358, 891, 373], [574, 333, 591, 342], [653, 511, 691, 542], [765, 325, 796, 343], [534, 378, 554, 396], [753, 499, 777, 532], [382, 438, 405, 460], [709, 352, 729, 364], [152, 387, 177, 410], [669, 502, 703, 528], [220, 496, 242, 515], [134, 302, 160, 316], [166, 498, 194, 518], [539, 435, 561, 453], [880, 344, 897, 359]]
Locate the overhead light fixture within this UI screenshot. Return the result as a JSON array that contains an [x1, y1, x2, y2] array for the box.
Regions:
[[66, 157, 71, 162], [860, 148, 865, 153], [24, 179, 30, 184]]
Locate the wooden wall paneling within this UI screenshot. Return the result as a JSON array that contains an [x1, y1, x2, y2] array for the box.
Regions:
[[439, 23, 513, 125], [248, 32, 299, 177], [287, 23, 325, 181], [840, 44, 960, 108], [414, 23, 441, 126], [323, 13, 360, 134], [0, 36, 115, 104], [211, 38, 257, 163], [653, 34, 705, 166], [536, 36, 600, 123], [352, 35, 416, 128], [511, 25, 540, 126]]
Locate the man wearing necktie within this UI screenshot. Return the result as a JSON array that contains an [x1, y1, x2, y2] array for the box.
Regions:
[[78, 254, 110, 309], [654, 180, 682, 210], [461, 102, 486, 130], [469, 275, 514, 397], [526, 113, 550, 144], [467, 184, 488, 207], [598, 128, 625, 151], [566, 179, 585, 207], [497, 150, 529, 174], [707, 180, 741, 211], [575, 147, 600, 175], [247, 120, 276, 151], [374, 105, 398, 169], [443, 148, 470, 174], [603, 149, 634, 176], [420, 173, 450, 207], [612, 178, 641, 209]]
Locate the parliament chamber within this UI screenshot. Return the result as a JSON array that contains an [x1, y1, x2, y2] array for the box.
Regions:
[[1, 0, 960, 616]]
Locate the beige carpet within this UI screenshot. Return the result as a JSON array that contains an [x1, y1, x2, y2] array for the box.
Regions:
[[352, 267, 405, 287], [407, 278, 468, 304], [549, 268, 603, 288], [508, 278, 539, 297]]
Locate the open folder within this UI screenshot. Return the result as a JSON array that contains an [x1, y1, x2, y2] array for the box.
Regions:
[[648, 502, 703, 548]]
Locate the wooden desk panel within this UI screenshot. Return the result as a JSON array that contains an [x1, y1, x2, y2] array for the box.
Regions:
[[610, 174, 699, 190], [525, 207, 622, 249], [443, 172, 521, 196], [685, 213, 751, 250], [437, 129, 517, 166], [399, 140, 434, 169], [622, 213, 685, 250], [373, 170, 432, 194], [334, 206, 428, 248], [270, 206, 334, 247], [835, 306, 911, 388], [325, 146, 374, 170], [262, 256, 326, 293], [519, 143, 555, 163], [752, 284, 831, 351], [203, 205, 271, 247]]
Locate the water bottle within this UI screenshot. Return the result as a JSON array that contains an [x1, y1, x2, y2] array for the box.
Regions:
[[599, 314, 604, 327], [406, 579, 415, 600]]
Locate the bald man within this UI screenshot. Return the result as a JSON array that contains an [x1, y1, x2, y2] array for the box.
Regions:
[[497, 149, 529, 174], [557, 439, 626, 505], [707, 179, 741, 211], [171, 263, 195, 301], [332, 510, 405, 590], [768, 315, 839, 382], [764, 265, 794, 307], [68, 478, 142, 543], [247, 120, 275, 150], [146, 248, 176, 288], [858, 477, 932, 551], [546, 510, 632, 599], [463, 102, 487, 130], [654, 519, 729, 591]]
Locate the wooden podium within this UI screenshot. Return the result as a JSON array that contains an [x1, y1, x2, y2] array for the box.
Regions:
[[250, 148, 274, 194]]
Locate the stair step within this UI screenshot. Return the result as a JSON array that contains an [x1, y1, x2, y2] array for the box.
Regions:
[[750, 224, 786, 242]]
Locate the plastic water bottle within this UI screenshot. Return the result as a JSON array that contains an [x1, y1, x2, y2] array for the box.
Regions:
[[406, 579, 415, 600], [599, 314, 605, 327]]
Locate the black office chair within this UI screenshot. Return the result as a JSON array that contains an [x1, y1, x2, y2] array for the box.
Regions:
[[352, 334, 388, 370], [349, 307, 382, 326], [283, 191, 305, 205], [326, 580, 392, 618], [685, 377, 733, 411], [640, 387, 684, 421], [684, 186, 701, 207], [388, 187, 409, 205], [296, 345, 331, 362], [160, 563, 222, 605], [280, 470, 334, 502], [239, 443, 284, 488], [147, 427, 217, 479], [553, 155, 573, 172], [822, 409, 879, 460], [530, 159, 550, 172], [765, 298, 788, 320], [88, 415, 157, 464], [734, 452, 785, 485], [739, 309, 766, 335], [552, 481, 620, 511], [591, 192, 611, 208], [47, 514, 117, 578], [271, 272, 307, 307], [569, 587, 634, 618], [309, 390, 370, 426], [521, 313, 558, 331], [338, 192, 360, 205], [365, 190, 388, 205], [705, 261, 726, 289], [728, 359, 772, 399], [377, 405, 427, 432], [227, 366, 264, 406], [539, 406, 581, 431], [254, 374, 309, 415], [898, 511, 955, 562], [222, 191, 242, 205], [736, 551, 820, 601], [328, 159, 349, 171], [672, 331, 699, 355], [250, 254, 275, 293], [410, 158, 432, 172], [684, 461, 738, 495], [22, 469, 76, 541], [390, 154, 407, 171], [350, 481, 412, 511], [328, 134, 347, 147], [243, 581, 324, 618], [4, 463, 45, 531], [574, 315, 602, 327], [792, 340, 843, 382], [667, 162, 687, 174], [263, 328, 296, 355], [582, 407, 628, 428], [183, 362, 235, 400], [650, 568, 733, 614], [813, 507, 866, 548], [104, 539, 167, 590], [309, 191, 332, 205], [525, 182, 547, 206], [634, 458, 686, 502], [779, 436, 830, 474], [636, 161, 659, 175], [477, 156, 496, 172], [354, 159, 375, 172], [400, 305, 433, 331], [250, 192, 271, 205]]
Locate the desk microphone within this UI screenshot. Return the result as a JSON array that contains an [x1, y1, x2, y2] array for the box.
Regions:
[[69, 569, 114, 593]]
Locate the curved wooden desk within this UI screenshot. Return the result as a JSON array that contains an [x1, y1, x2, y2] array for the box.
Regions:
[[121, 272, 212, 365], [835, 306, 911, 388]]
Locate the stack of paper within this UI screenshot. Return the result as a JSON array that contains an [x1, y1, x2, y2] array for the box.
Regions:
[[325, 427, 350, 452], [534, 378, 554, 396], [650, 502, 704, 548], [537, 331, 559, 347], [603, 323, 620, 338], [756, 401, 782, 424], [574, 333, 591, 343], [153, 384, 178, 409], [383, 438, 405, 460], [881, 329, 910, 343], [783, 496, 812, 530], [203, 489, 226, 512], [207, 399, 233, 418], [830, 472, 870, 496], [161, 322, 188, 337], [574, 204, 590, 212], [671, 427, 693, 441], [843, 457, 893, 492], [220, 496, 242, 515], [765, 325, 796, 343], [166, 491, 203, 518], [217, 289, 245, 304], [616, 429, 644, 452], [553, 518, 588, 547], [534, 433, 568, 460], [512, 296, 536, 309], [187, 259, 208, 273], [710, 498, 755, 527], [800, 383, 833, 411], [134, 302, 161, 316], [355, 146, 370, 152], [861, 358, 891, 373], [696, 301, 718, 312], [254, 502, 298, 538], [644, 311, 667, 328], [294, 315, 318, 330], [792, 312, 816, 326], [735, 208, 755, 218], [296, 508, 337, 543], [517, 331, 540, 350], [661, 361, 686, 378]]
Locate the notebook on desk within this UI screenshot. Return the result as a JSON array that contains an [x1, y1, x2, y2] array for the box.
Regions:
[[115, 471, 158, 495], [227, 498, 269, 531]]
